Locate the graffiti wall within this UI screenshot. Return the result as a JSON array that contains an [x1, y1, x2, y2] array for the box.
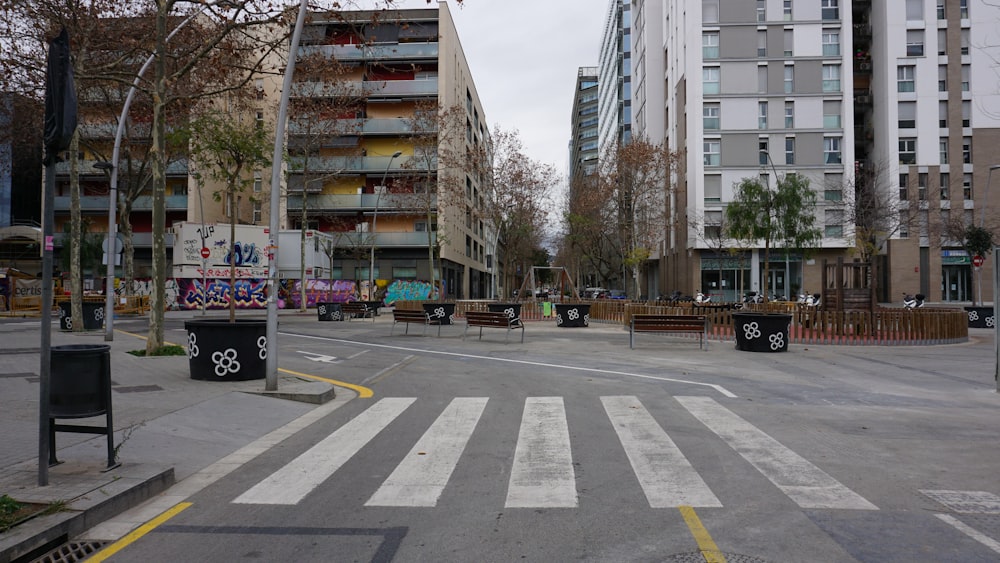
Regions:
[[115, 278, 180, 308], [176, 278, 268, 310], [281, 279, 358, 309], [384, 279, 436, 305]]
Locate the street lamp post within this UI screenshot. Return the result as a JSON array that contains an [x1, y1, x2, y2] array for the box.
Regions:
[[490, 204, 514, 299], [93, 161, 116, 339], [760, 150, 788, 300], [369, 151, 402, 301], [976, 165, 1000, 306]]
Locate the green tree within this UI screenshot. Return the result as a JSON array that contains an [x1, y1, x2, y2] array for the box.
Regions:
[[964, 225, 995, 306], [725, 173, 822, 301], [185, 109, 271, 322]]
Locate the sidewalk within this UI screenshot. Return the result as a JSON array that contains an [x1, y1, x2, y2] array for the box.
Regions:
[[0, 310, 337, 563]]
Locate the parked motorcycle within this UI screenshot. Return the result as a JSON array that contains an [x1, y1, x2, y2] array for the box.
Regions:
[[743, 291, 763, 304], [798, 292, 821, 307], [695, 291, 711, 304], [902, 293, 925, 309]]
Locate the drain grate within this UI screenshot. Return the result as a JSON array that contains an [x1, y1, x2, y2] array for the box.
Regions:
[[29, 540, 108, 563], [663, 553, 770, 563]]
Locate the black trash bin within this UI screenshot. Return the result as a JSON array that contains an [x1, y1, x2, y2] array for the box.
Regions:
[[58, 300, 106, 331], [317, 302, 344, 321], [49, 344, 117, 469]]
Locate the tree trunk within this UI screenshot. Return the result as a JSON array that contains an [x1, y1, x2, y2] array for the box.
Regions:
[[299, 191, 307, 311], [121, 200, 135, 297], [229, 185, 238, 323], [147, 0, 168, 355], [69, 132, 83, 331]]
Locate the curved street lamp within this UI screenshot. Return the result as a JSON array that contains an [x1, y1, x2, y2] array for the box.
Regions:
[[369, 150, 403, 301]]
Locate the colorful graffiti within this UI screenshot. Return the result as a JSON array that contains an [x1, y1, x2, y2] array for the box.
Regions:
[[225, 241, 263, 267], [281, 279, 358, 309], [176, 278, 268, 310], [384, 279, 437, 305]]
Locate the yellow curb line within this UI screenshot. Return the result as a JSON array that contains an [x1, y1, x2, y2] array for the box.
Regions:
[[87, 502, 192, 562], [678, 505, 726, 563], [278, 368, 374, 398]]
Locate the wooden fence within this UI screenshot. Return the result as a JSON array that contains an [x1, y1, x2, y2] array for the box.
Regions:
[[395, 299, 968, 345]]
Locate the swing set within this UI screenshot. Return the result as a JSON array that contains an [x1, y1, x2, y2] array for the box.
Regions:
[[513, 266, 581, 301]]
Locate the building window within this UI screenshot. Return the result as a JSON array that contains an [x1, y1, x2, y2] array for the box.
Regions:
[[255, 79, 264, 100], [783, 0, 792, 20], [784, 30, 793, 56], [785, 101, 794, 128], [918, 172, 928, 200], [824, 137, 842, 164], [253, 173, 262, 193], [784, 65, 794, 93], [898, 101, 916, 129], [255, 111, 264, 131], [960, 0, 969, 18], [252, 201, 262, 224], [906, 30, 924, 56], [758, 101, 768, 129], [939, 101, 948, 127], [821, 0, 839, 20], [785, 137, 795, 164], [703, 67, 720, 94], [704, 140, 720, 166], [938, 65, 948, 92], [822, 64, 841, 92], [823, 100, 841, 128], [906, 0, 923, 19], [899, 211, 909, 238], [899, 138, 917, 164], [703, 103, 720, 130], [938, 29, 947, 56], [940, 138, 949, 164], [704, 210, 723, 239], [758, 65, 768, 93], [825, 209, 844, 237], [937, 0, 945, 19], [758, 30, 767, 58], [756, 0, 766, 22], [173, 183, 188, 196], [825, 173, 844, 201], [900, 173, 909, 200], [822, 31, 840, 56], [963, 137, 972, 163], [941, 172, 950, 199], [898, 65, 915, 92], [703, 32, 719, 59], [759, 139, 769, 165], [961, 29, 970, 55], [703, 0, 720, 23], [962, 100, 971, 127], [393, 266, 417, 279], [964, 173, 973, 199], [961, 65, 970, 91], [705, 175, 722, 202]]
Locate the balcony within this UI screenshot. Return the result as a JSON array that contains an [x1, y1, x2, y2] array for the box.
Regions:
[[335, 231, 437, 248], [286, 193, 437, 212], [53, 231, 173, 248], [290, 80, 438, 99], [287, 118, 436, 137], [53, 194, 188, 212], [287, 154, 437, 174], [299, 42, 439, 62], [55, 158, 189, 177]]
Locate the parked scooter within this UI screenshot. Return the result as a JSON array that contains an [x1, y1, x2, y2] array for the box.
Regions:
[[798, 292, 821, 307], [743, 291, 763, 304], [695, 291, 712, 304], [902, 293, 925, 309]]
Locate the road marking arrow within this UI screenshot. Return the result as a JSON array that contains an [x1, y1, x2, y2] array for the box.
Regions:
[[297, 351, 340, 363]]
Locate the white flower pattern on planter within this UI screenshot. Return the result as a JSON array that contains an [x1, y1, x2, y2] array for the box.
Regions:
[[969, 310, 979, 322], [768, 332, 785, 350], [257, 336, 267, 360], [211, 348, 241, 377], [743, 321, 762, 340], [95, 307, 105, 321], [987, 316, 996, 328], [187, 332, 200, 358]]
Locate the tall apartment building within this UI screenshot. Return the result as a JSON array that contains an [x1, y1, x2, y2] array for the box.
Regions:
[[654, 0, 1000, 303], [569, 67, 600, 185], [286, 5, 490, 299], [598, 0, 632, 155]]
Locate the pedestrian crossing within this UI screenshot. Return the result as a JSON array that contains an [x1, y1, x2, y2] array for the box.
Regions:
[[233, 395, 878, 511]]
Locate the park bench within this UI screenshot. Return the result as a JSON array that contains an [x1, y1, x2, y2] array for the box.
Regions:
[[464, 310, 524, 344], [391, 308, 442, 336], [630, 314, 709, 350], [342, 301, 375, 321]]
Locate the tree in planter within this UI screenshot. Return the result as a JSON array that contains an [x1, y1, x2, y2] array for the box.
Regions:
[[185, 109, 271, 322], [963, 225, 994, 306], [725, 173, 822, 302]]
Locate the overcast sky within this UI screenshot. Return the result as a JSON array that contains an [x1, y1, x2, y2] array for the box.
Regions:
[[375, 0, 610, 178]]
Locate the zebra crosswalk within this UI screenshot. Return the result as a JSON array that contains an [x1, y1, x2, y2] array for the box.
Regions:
[[232, 395, 878, 511]]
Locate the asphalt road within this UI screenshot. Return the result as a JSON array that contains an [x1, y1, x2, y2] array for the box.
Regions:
[[95, 314, 1000, 562]]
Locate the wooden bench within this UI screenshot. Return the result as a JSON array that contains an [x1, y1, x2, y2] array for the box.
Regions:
[[391, 308, 442, 336], [342, 301, 375, 321], [630, 314, 709, 349], [464, 311, 524, 343]]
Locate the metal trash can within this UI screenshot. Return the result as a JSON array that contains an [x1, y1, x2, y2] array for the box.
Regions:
[[49, 344, 117, 468]]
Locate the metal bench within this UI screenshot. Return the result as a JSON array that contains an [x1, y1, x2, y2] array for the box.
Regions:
[[342, 301, 375, 321], [464, 311, 524, 343], [630, 314, 709, 349], [391, 308, 441, 336]]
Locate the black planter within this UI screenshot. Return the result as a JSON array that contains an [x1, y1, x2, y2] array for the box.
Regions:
[[555, 303, 590, 327], [58, 300, 106, 331], [488, 303, 522, 324], [317, 302, 344, 321], [185, 319, 267, 381], [423, 302, 456, 325], [733, 312, 791, 352], [965, 306, 995, 329]]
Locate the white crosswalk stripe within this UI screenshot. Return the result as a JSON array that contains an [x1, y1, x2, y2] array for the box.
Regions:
[[233, 397, 415, 505], [505, 397, 577, 508], [366, 397, 488, 507], [675, 395, 878, 510], [232, 395, 877, 512], [602, 396, 722, 508]]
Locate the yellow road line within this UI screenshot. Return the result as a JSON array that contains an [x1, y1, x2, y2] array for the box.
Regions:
[[87, 502, 192, 562], [678, 505, 726, 563], [279, 368, 374, 398], [114, 328, 178, 348]]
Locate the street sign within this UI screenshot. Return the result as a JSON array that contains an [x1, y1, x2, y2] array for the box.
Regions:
[[973, 254, 985, 268], [200, 247, 210, 259]]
